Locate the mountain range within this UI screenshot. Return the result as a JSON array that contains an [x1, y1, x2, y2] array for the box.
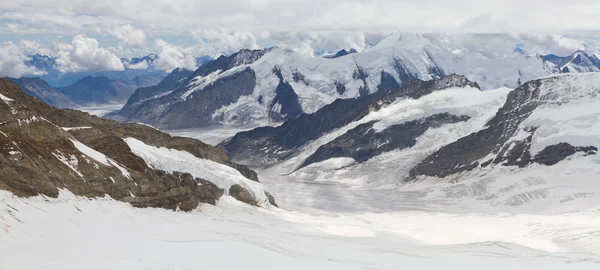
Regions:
[[8, 73, 167, 108], [221, 72, 600, 211], [110, 32, 600, 130]]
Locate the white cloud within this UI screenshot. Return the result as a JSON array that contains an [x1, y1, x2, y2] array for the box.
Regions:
[[53, 35, 124, 73], [113, 24, 146, 45], [0, 41, 45, 77], [124, 60, 148, 70], [191, 29, 259, 57], [153, 39, 197, 71], [3, 0, 600, 35], [17, 39, 53, 56]]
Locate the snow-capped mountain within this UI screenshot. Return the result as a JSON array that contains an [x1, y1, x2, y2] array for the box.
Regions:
[[113, 33, 600, 129], [542, 49, 600, 73], [0, 78, 276, 209], [221, 73, 600, 212]]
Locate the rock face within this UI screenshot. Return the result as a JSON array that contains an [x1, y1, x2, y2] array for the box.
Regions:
[[112, 33, 579, 129], [221, 75, 480, 166], [299, 113, 471, 169], [8, 77, 77, 108], [410, 74, 600, 179], [323, 48, 358, 58], [111, 68, 193, 120], [0, 78, 275, 210], [542, 50, 600, 73]]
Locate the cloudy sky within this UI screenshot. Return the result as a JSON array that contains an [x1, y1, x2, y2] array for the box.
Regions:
[[1, 0, 600, 76]]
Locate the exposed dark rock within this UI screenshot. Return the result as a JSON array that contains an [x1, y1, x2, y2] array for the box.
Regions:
[[299, 113, 471, 168], [425, 51, 446, 79], [534, 143, 597, 166], [269, 79, 303, 121], [334, 81, 346, 95], [229, 184, 258, 206], [324, 48, 358, 58], [292, 70, 309, 86], [393, 58, 419, 84], [377, 71, 400, 92], [353, 65, 370, 96], [264, 191, 278, 207]]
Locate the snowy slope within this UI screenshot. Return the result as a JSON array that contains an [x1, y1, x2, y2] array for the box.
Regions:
[[1, 190, 600, 270], [124, 138, 272, 206]]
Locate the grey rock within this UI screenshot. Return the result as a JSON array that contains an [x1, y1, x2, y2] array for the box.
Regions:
[[299, 113, 471, 169]]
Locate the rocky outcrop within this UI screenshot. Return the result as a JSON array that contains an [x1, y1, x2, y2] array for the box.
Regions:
[[269, 68, 303, 121], [534, 143, 597, 166], [410, 75, 599, 179], [299, 113, 471, 169], [221, 75, 480, 165], [229, 184, 258, 206], [0, 78, 273, 210]]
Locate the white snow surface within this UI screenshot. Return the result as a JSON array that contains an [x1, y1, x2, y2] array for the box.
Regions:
[[123, 137, 271, 206], [1, 190, 599, 270]]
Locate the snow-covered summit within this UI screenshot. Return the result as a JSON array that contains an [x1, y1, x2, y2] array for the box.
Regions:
[[113, 33, 600, 129]]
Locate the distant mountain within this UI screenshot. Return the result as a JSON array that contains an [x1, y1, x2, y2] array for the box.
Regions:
[[57, 76, 135, 106], [541, 50, 600, 73], [127, 75, 165, 89], [25, 54, 181, 87], [7, 77, 77, 108], [111, 68, 193, 119], [113, 33, 576, 129], [323, 48, 358, 58], [0, 77, 275, 209]]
